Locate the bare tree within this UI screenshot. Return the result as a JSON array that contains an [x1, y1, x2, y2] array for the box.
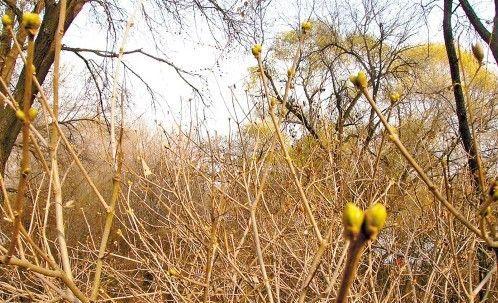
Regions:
[[0, 0, 246, 175]]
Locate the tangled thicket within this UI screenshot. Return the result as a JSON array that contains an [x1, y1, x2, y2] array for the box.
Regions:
[[0, 0, 498, 302]]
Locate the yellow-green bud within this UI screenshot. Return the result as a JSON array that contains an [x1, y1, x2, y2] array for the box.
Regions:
[[489, 180, 498, 201], [343, 202, 364, 238], [22, 12, 41, 33], [363, 203, 387, 239], [349, 71, 368, 89], [471, 43, 484, 64], [251, 44, 262, 57], [15, 110, 26, 121], [287, 68, 295, 78], [28, 107, 38, 121], [168, 267, 180, 276], [388, 134, 398, 141], [387, 125, 398, 136], [270, 97, 276, 108], [389, 92, 401, 104], [301, 21, 312, 33], [2, 15, 12, 27], [22, 167, 31, 175]]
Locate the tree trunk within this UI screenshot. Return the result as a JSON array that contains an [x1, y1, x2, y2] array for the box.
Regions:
[[442, 0, 480, 186], [0, 0, 85, 174], [443, 1, 493, 301]]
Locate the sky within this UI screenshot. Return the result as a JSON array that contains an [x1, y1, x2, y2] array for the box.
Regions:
[[60, 0, 253, 134], [56, 0, 496, 136]]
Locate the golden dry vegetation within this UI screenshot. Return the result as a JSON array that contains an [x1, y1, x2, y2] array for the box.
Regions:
[[0, 0, 497, 302]]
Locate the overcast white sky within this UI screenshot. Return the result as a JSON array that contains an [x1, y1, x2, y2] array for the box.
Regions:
[[56, 0, 495, 135]]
